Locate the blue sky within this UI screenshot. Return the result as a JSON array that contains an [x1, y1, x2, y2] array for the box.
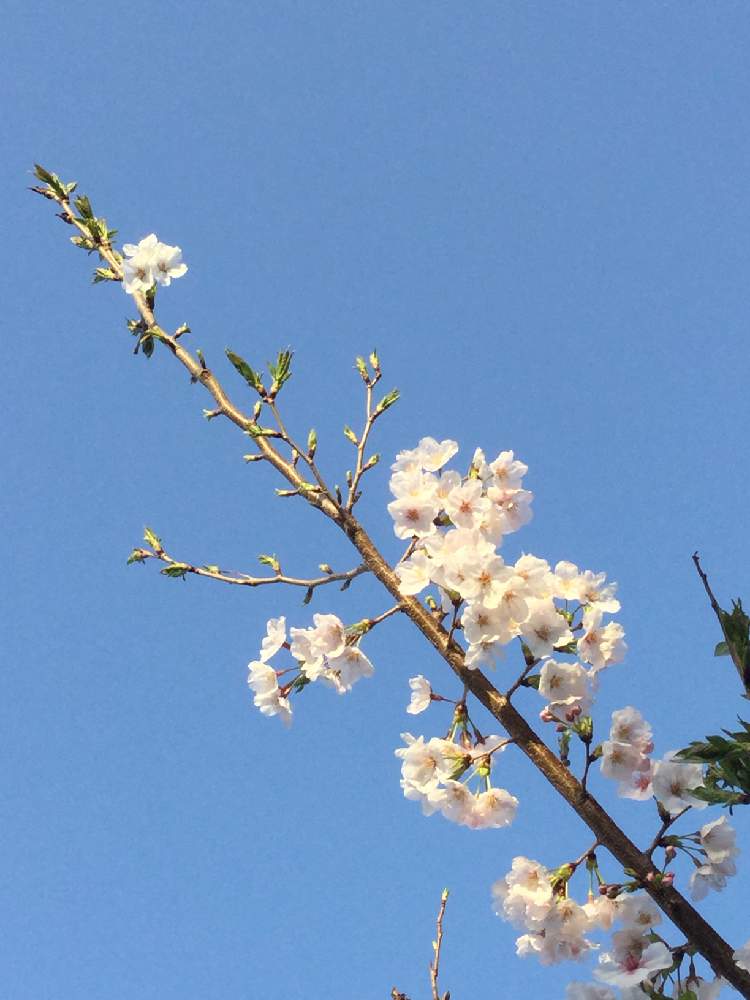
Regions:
[[4, 2, 750, 998]]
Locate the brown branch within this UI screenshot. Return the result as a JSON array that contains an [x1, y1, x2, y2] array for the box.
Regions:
[[429, 889, 450, 1000], [132, 543, 368, 592], [37, 184, 750, 998]]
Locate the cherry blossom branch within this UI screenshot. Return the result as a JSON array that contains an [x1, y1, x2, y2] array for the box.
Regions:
[[429, 888, 450, 1000], [34, 177, 750, 997], [128, 537, 368, 594]]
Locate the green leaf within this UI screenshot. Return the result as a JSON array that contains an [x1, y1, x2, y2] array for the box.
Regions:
[[258, 554, 280, 573], [226, 349, 264, 394], [343, 425, 359, 445], [143, 527, 162, 550], [161, 564, 189, 579], [33, 164, 55, 184], [268, 349, 293, 392], [92, 267, 118, 284], [307, 428, 317, 458], [126, 549, 147, 565], [715, 640, 730, 657], [375, 387, 400, 414], [74, 194, 94, 219]]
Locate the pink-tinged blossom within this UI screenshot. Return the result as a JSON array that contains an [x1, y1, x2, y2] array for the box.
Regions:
[[577, 569, 621, 613], [406, 675, 432, 715], [600, 741, 649, 783], [609, 707, 653, 754], [444, 479, 491, 529], [470, 787, 518, 829], [464, 637, 508, 670], [247, 660, 292, 726], [652, 753, 707, 814], [486, 486, 534, 534], [488, 450, 528, 490], [594, 929, 673, 987], [616, 892, 661, 931], [395, 549, 432, 595], [583, 895, 618, 931], [462, 603, 514, 646], [539, 660, 591, 716], [699, 815, 739, 865], [391, 437, 459, 474], [387, 495, 440, 539], [577, 607, 626, 671], [259, 616, 286, 662], [617, 765, 654, 801], [553, 560, 584, 601], [325, 646, 374, 693], [514, 554, 554, 597], [689, 857, 737, 901], [520, 598, 574, 659]]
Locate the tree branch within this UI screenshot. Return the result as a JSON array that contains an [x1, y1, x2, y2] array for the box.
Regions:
[[130, 542, 368, 593], [36, 181, 750, 998]]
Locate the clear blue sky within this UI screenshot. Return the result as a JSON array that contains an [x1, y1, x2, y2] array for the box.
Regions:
[[3, 3, 750, 998]]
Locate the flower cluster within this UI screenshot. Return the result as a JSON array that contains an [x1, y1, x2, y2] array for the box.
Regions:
[[247, 614, 374, 726], [687, 815, 740, 901], [396, 728, 517, 829], [492, 858, 679, 991], [599, 707, 654, 800], [389, 439, 626, 695], [491, 857, 597, 965], [121, 233, 188, 294]]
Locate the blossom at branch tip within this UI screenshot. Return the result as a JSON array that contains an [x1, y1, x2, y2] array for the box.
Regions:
[[121, 233, 188, 294], [594, 928, 673, 987], [689, 856, 737, 901], [577, 606, 626, 671], [652, 752, 707, 814], [247, 660, 292, 726], [259, 616, 286, 662], [538, 659, 592, 719], [699, 815, 739, 865], [406, 675, 432, 714], [395, 549, 432, 596]]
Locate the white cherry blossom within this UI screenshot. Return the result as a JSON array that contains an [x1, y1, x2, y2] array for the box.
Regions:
[[699, 815, 739, 865], [652, 753, 707, 814], [259, 616, 286, 662], [395, 549, 432, 595], [247, 660, 292, 726], [406, 675, 432, 714], [595, 929, 672, 987], [519, 598, 574, 659]]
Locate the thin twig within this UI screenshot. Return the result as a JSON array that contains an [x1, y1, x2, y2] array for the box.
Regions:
[[647, 805, 691, 859], [347, 370, 382, 511], [429, 889, 450, 1000], [133, 543, 368, 592]]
